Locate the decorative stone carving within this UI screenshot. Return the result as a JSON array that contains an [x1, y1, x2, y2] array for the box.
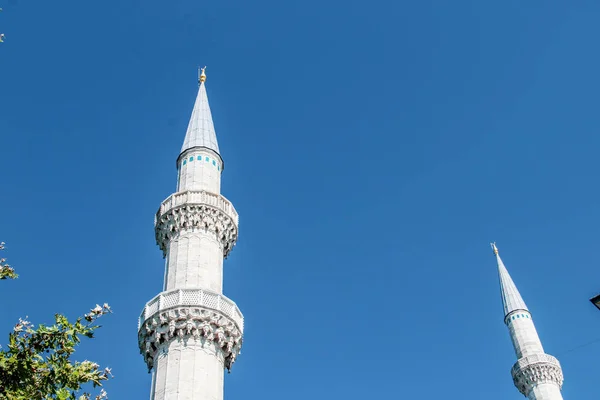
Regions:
[[155, 203, 238, 258], [138, 306, 243, 373], [511, 354, 564, 396], [138, 288, 244, 333]]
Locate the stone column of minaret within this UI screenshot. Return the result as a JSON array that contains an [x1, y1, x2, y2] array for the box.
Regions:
[[137, 68, 243, 400], [491, 243, 564, 400]]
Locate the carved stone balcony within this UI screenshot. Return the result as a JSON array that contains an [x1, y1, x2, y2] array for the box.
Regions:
[[138, 288, 244, 371], [511, 353, 563, 396], [154, 190, 239, 258], [138, 288, 244, 331]]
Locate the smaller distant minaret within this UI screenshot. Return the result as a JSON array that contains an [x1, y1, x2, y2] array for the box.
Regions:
[[491, 243, 565, 400]]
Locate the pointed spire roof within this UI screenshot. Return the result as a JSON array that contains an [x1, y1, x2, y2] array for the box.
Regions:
[[491, 243, 529, 318], [180, 67, 220, 155]]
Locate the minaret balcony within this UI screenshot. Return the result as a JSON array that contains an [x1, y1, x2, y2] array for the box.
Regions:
[[511, 353, 564, 395], [137, 288, 244, 372], [138, 288, 244, 331], [154, 190, 239, 258]]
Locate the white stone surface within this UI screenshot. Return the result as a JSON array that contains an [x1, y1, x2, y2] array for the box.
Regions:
[[506, 311, 544, 359], [177, 149, 223, 194], [150, 341, 224, 400], [528, 384, 564, 400], [165, 232, 224, 293]]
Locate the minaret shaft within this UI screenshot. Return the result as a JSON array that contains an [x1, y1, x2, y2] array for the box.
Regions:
[[527, 384, 564, 400], [506, 310, 544, 359], [151, 341, 225, 400], [164, 232, 224, 293], [491, 244, 564, 400], [177, 148, 223, 194], [139, 75, 243, 400]]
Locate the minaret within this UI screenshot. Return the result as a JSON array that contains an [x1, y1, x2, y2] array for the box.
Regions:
[[491, 243, 564, 400], [138, 67, 243, 400]]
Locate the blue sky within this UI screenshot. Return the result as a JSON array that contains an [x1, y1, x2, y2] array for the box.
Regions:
[[2, 0, 600, 398]]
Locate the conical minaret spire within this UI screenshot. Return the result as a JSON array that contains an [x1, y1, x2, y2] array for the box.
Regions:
[[490, 243, 564, 400], [138, 69, 243, 400], [492, 242, 529, 318], [175, 67, 225, 195], [180, 67, 220, 157]]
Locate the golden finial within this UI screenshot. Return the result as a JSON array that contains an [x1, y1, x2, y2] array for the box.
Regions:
[[490, 242, 499, 255], [198, 66, 207, 84]]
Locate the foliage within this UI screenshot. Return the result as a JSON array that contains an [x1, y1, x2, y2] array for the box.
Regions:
[[0, 243, 17, 280], [0, 243, 113, 399]]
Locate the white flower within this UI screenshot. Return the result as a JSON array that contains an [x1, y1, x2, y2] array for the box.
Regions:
[[18, 317, 32, 329], [91, 304, 103, 314]]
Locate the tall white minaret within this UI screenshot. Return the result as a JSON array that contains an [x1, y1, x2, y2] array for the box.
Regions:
[[491, 243, 564, 400], [138, 68, 243, 400]]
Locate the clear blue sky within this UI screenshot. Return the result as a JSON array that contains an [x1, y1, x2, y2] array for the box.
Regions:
[[1, 0, 600, 398]]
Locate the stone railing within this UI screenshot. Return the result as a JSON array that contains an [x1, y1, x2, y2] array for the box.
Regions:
[[511, 353, 561, 376], [138, 288, 244, 331], [155, 190, 238, 226]]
